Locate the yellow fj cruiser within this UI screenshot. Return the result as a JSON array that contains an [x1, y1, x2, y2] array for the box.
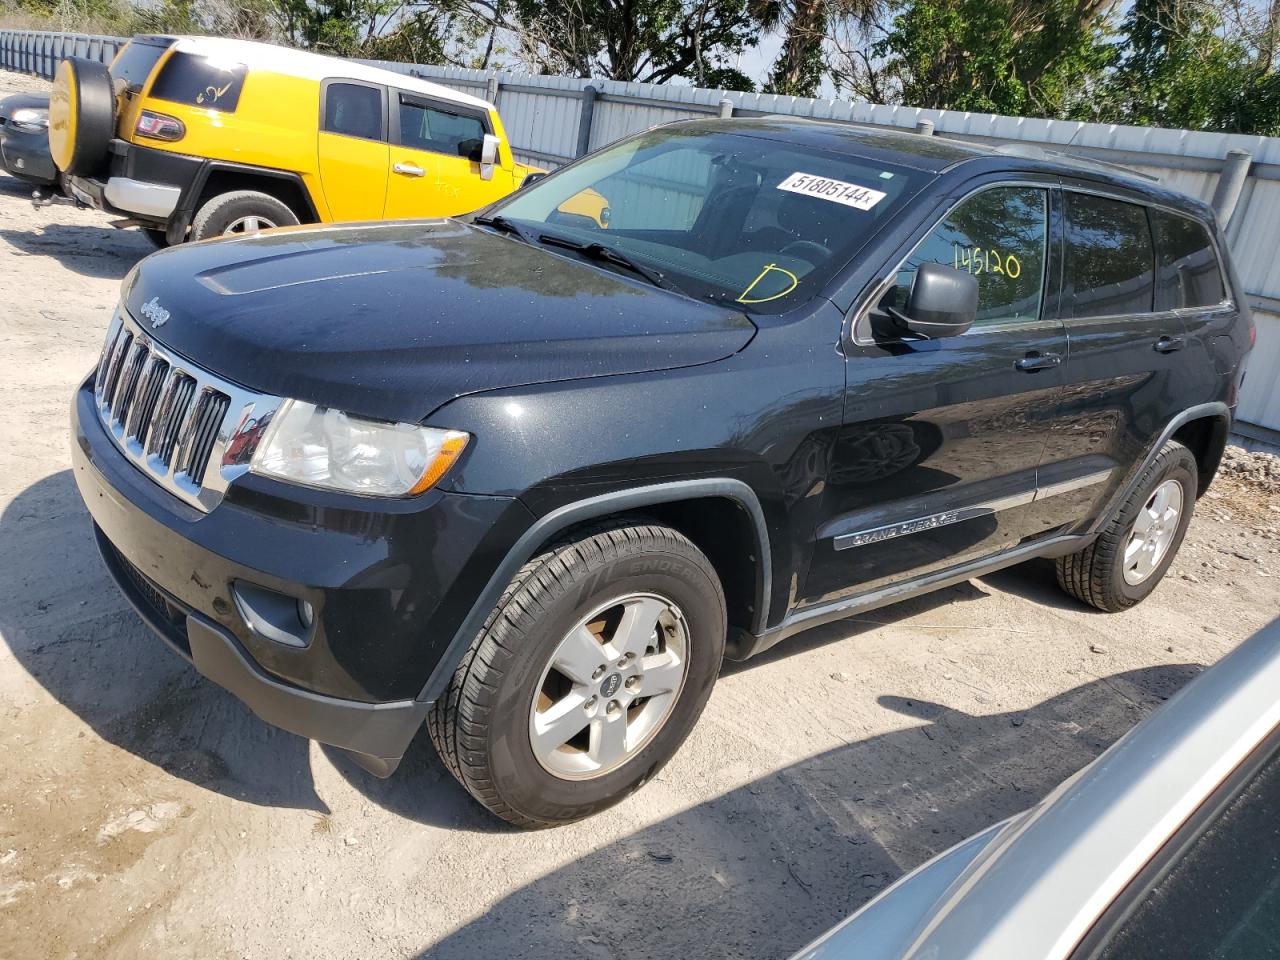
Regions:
[[49, 35, 535, 243]]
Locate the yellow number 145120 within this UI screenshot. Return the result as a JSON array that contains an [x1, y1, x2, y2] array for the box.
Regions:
[[953, 244, 1021, 279]]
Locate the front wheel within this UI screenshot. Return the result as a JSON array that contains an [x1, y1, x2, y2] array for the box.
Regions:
[[428, 520, 726, 827], [189, 190, 299, 242], [1056, 440, 1198, 612]]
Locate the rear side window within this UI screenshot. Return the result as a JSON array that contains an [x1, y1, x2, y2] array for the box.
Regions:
[[324, 83, 384, 141], [1065, 193, 1154, 318], [893, 186, 1048, 327], [109, 40, 168, 93], [397, 96, 486, 159], [148, 53, 247, 113], [1152, 209, 1226, 310]]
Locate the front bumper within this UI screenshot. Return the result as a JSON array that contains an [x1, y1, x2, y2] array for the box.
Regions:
[[71, 375, 532, 773]]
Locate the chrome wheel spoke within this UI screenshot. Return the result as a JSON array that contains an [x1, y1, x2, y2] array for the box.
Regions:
[[552, 625, 605, 686], [589, 714, 628, 767], [1151, 484, 1170, 515], [611, 596, 665, 659], [531, 693, 590, 754], [1133, 506, 1156, 534], [638, 653, 683, 697]]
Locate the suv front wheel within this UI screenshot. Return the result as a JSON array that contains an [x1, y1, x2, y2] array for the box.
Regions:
[[428, 520, 726, 827], [1056, 440, 1198, 612]]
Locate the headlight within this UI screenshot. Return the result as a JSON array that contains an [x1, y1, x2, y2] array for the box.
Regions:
[[250, 400, 469, 497], [8, 107, 48, 132]]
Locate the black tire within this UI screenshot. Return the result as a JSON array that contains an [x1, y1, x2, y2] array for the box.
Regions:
[[189, 190, 299, 242], [49, 58, 115, 176], [428, 520, 727, 828], [1056, 440, 1198, 612]]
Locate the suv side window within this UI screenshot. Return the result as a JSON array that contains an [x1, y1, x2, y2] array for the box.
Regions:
[[1065, 192, 1154, 318], [324, 82, 384, 142], [148, 53, 247, 113], [1151, 209, 1227, 310], [893, 186, 1048, 327], [397, 95, 487, 159]]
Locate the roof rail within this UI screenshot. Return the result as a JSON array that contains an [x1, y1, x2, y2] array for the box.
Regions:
[[993, 142, 1160, 182]]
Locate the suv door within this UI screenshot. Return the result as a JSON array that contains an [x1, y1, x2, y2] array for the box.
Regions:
[[1031, 187, 1191, 532], [317, 80, 390, 222], [802, 180, 1068, 606], [383, 92, 512, 219]]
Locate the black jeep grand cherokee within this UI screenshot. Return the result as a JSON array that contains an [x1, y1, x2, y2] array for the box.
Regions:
[[72, 118, 1253, 826]]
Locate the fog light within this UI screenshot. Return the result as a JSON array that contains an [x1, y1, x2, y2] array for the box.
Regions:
[[297, 599, 314, 628]]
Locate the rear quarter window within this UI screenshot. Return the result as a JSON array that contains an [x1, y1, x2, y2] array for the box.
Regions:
[[1065, 192, 1155, 319], [148, 53, 247, 113], [109, 40, 169, 93], [1151, 209, 1226, 310]]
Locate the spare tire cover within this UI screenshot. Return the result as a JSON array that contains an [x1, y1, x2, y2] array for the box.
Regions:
[[49, 58, 115, 176]]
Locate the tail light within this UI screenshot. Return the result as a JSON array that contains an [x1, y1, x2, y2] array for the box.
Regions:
[[135, 110, 185, 142]]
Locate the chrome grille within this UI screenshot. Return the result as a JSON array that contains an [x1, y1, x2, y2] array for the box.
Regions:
[[92, 311, 282, 512]]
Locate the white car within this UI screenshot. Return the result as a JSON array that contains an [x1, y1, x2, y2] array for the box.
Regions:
[[792, 616, 1280, 960]]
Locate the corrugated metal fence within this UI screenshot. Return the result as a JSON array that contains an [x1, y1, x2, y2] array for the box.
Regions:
[[2, 29, 1279, 436]]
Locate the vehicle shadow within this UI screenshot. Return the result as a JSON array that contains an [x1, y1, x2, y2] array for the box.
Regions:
[[720, 579, 989, 676], [0, 196, 152, 278], [411, 661, 1202, 960], [980, 557, 1102, 613], [0, 170, 40, 197], [0, 470, 329, 812]]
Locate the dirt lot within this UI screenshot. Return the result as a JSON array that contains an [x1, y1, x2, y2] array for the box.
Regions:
[[1, 68, 1278, 960]]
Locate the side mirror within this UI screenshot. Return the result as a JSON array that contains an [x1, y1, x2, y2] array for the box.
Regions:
[[890, 262, 978, 338], [479, 133, 500, 180], [520, 171, 549, 190]]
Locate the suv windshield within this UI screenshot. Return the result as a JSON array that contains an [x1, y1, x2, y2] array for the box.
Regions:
[[487, 126, 931, 313], [109, 39, 170, 94]]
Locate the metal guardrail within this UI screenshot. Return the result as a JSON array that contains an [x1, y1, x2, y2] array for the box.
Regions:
[[0, 30, 125, 79]]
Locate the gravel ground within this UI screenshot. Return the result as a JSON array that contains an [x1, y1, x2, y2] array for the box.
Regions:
[[1, 69, 1278, 960]]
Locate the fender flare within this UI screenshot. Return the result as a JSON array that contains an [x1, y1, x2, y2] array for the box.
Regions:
[[167, 160, 320, 243], [416, 478, 772, 704], [1092, 401, 1231, 534]]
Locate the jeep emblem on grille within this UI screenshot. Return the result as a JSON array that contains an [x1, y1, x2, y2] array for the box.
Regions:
[[140, 297, 170, 329]]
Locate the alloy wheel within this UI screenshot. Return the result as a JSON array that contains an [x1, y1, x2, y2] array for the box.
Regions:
[[1123, 478, 1184, 585], [529, 593, 689, 780]]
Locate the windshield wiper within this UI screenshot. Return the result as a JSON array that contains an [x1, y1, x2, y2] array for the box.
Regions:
[[472, 215, 533, 244], [536, 233, 681, 293]]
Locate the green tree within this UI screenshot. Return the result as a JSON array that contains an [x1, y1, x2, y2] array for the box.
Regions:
[[1092, 0, 1280, 134], [756, 0, 876, 96], [508, 0, 760, 87], [873, 0, 1117, 116]]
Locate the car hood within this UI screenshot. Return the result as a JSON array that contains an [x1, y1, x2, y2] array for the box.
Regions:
[[123, 220, 756, 423], [0, 92, 49, 118]]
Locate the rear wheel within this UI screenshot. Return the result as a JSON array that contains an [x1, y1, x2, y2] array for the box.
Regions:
[[1056, 440, 1198, 612], [428, 520, 726, 827], [189, 190, 299, 242]]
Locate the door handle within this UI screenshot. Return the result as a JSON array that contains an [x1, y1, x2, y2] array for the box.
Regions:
[[393, 162, 425, 178], [1015, 351, 1062, 372], [1154, 335, 1185, 354]]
